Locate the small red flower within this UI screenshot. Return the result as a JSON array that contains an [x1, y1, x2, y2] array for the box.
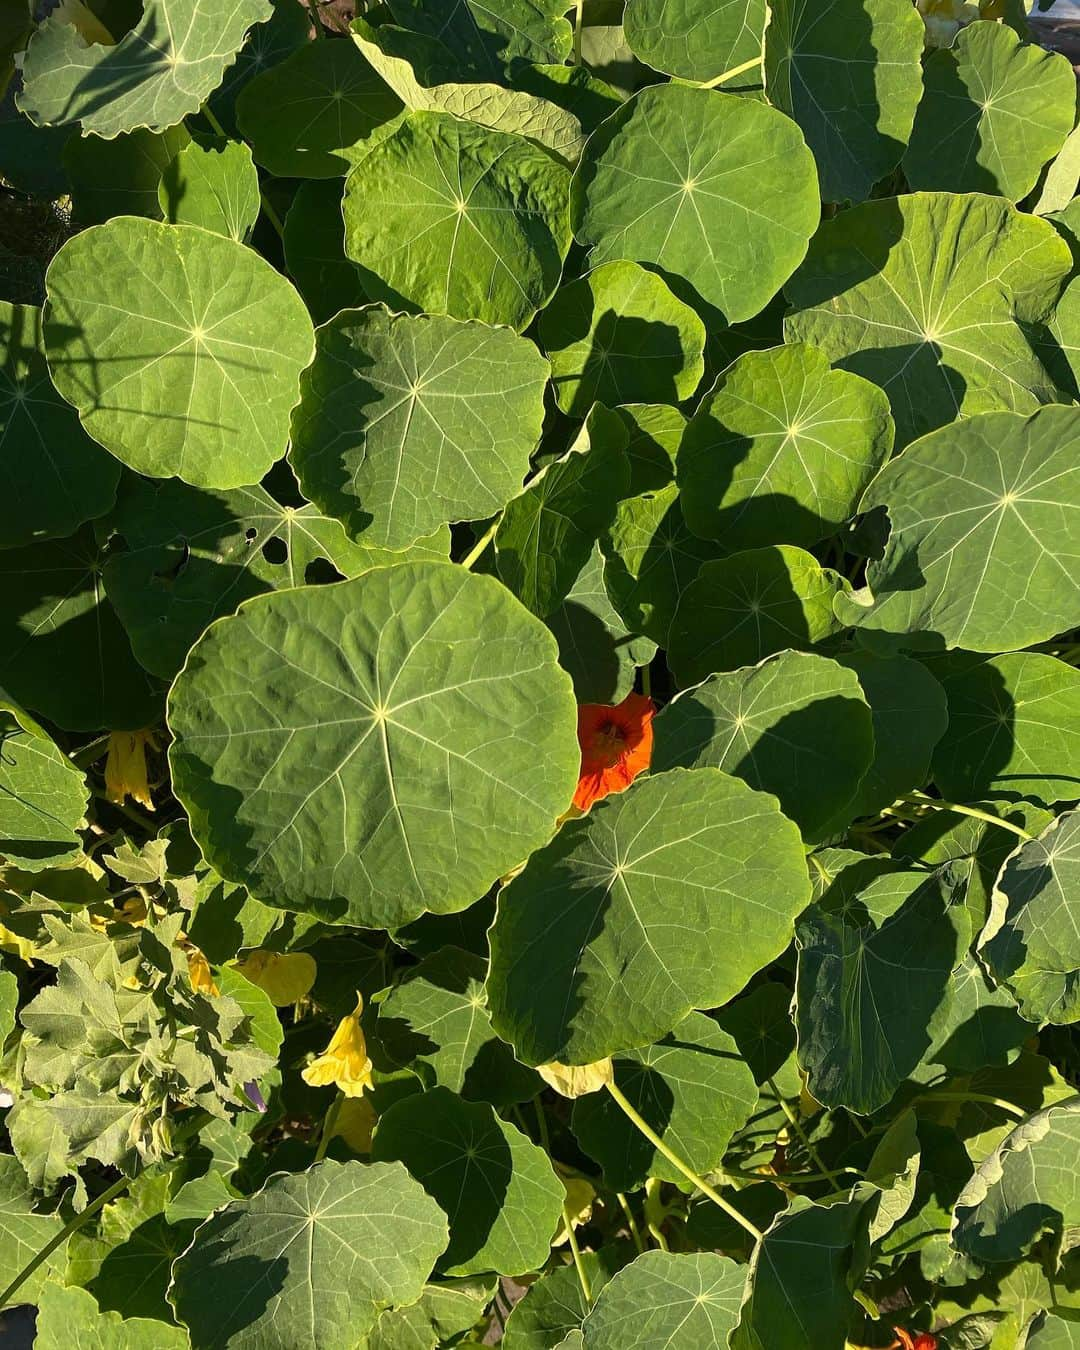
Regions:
[[891, 1330, 938, 1350], [573, 692, 654, 812]]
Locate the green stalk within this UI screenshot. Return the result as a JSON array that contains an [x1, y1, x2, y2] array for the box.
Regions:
[[605, 1082, 762, 1242], [572, 0, 585, 64], [533, 1098, 592, 1306], [768, 1077, 845, 1183], [701, 54, 764, 88], [916, 1089, 1025, 1120], [893, 793, 1034, 842], [616, 1191, 646, 1254], [314, 1090, 344, 1161], [461, 516, 500, 570]]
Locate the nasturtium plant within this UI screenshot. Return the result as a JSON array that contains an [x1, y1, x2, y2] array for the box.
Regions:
[[1, 2, 1080, 1345]]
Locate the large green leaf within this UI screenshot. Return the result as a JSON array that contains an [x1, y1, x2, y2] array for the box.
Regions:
[[0, 701, 87, 870], [571, 1011, 758, 1191], [920, 952, 1036, 1078], [980, 810, 1080, 1026], [104, 475, 398, 680], [0, 301, 120, 548], [677, 343, 893, 550], [238, 39, 402, 178], [539, 261, 705, 417], [951, 1100, 1080, 1264], [290, 305, 549, 549], [764, 0, 924, 205], [623, 0, 766, 85], [283, 179, 368, 325], [168, 563, 579, 929], [35, 1283, 187, 1350], [928, 652, 1080, 805], [570, 84, 820, 323], [206, 0, 309, 134], [18, 0, 272, 137], [350, 19, 587, 163], [170, 1159, 449, 1349], [44, 218, 315, 489], [376, 946, 539, 1106], [838, 651, 949, 819], [1028, 1314, 1080, 1350], [0, 1155, 64, 1308], [495, 405, 629, 617], [729, 1196, 869, 1350], [667, 546, 849, 688], [795, 869, 965, 1113], [503, 1253, 622, 1350], [343, 111, 572, 331], [0, 526, 161, 731], [487, 767, 811, 1065], [372, 1086, 565, 1277], [369, 1277, 494, 1350], [158, 137, 261, 241], [582, 1251, 746, 1349], [653, 650, 874, 842], [385, 0, 573, 79], [785, 193, 1070, 448], [837, 407, 1080, 653], [905, 21, 1076, 202]]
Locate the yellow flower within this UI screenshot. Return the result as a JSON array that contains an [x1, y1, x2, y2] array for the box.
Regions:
[[104, 730, 158, 810], [187, 947, 218, 997], [234, 949, 316, 1007], [331, 1096, 378, 1153], [537, 1058, 613, 1099], [302, 996, 373, 1098], [553, 1167, 595, 1247]]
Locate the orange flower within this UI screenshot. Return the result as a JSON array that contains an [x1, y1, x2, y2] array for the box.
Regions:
[[891, 1330, 937, 1350], [573, 692, 654, 812]]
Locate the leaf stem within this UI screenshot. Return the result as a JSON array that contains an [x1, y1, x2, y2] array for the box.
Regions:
[[768, 1077, 843, 1182], [616, 1191, 646, 1254], [314, 1090, 344, 1161], [0, 1170, 130, 1309], [893, 793, 1034, 842], [916, 1089, 1026, 1120], [461, 516, 500, 570], [700, 54, 764, 88], [572, 0, 585, 64], [71, 733, 110, 769], [604, 1082, 762, 1242], [532, 1097, 592, 1306]]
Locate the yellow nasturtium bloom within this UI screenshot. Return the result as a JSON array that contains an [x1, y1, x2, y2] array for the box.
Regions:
[[234, 949, 317, 1007], [553, 1167, 595, 1247], [104, 730, 158, 810], [187, 947, 218, 997], [302, 995, 374, 1098], [537, 1058, 614, 1099]]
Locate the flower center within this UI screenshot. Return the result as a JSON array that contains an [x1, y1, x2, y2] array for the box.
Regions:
[[593, 721, 627, 767]]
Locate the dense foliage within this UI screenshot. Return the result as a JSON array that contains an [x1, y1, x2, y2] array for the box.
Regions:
[[1, 0, 1080, 1345]]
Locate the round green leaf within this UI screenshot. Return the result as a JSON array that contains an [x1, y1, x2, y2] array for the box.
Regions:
[[0, 1154, 64, 1308], [36, 1282, 187, 1350], [104, 475, 396, 679], [838, 407, 1080, 653], [618, 403, 685, 495], [1028, 1314, 1080, 1350], [571, 84, 819, 323], [837, 651, 949, 819], [504, 1254, 622, 1350], [343, 110, 572, 331], [0, 526, 162, 732], [785, 192, 1070, 448], [678, 343, 894, 550], [582, 1251, 746, 1350], [980, 810, 1080, 1026], [623, 0, 766, 85], [170, 1158, 448, 1349], [371, 1086, 565, 1277], [283, 179, 368, 325], [905, 21, 1077, 202], [602, 485, 724, 647], [385, 0, 572, 79], [952, 1100, 1080, 1264], [487, 767, 811, 1065], [667, 546, 849, 688], [376, 946, 539, 1106], [168, 563, 579, 929], [795, 870, 964, 1113], [0, 302, 120, 548], [17, 0, 272, 137], [929, 652, 1080, 805], [238, 39, 402, 178], [921, 952, 1036, 1078], [0, 701, 87, 870], [289, 305, 549, 549], [652, 650, 875, 842], [158, 137, 261, 241], [44, 218, 315, 489], [571, 1012, 758, 1192], [765, 0, 924, 205], [539, 261, 705, 417], [495, 404, 630, 617]]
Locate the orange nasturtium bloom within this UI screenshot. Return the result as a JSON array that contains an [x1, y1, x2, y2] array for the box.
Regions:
[[573, 692, 655, 812], [302, 995, 374, 1098], [892, 1330, 938, 1350]]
